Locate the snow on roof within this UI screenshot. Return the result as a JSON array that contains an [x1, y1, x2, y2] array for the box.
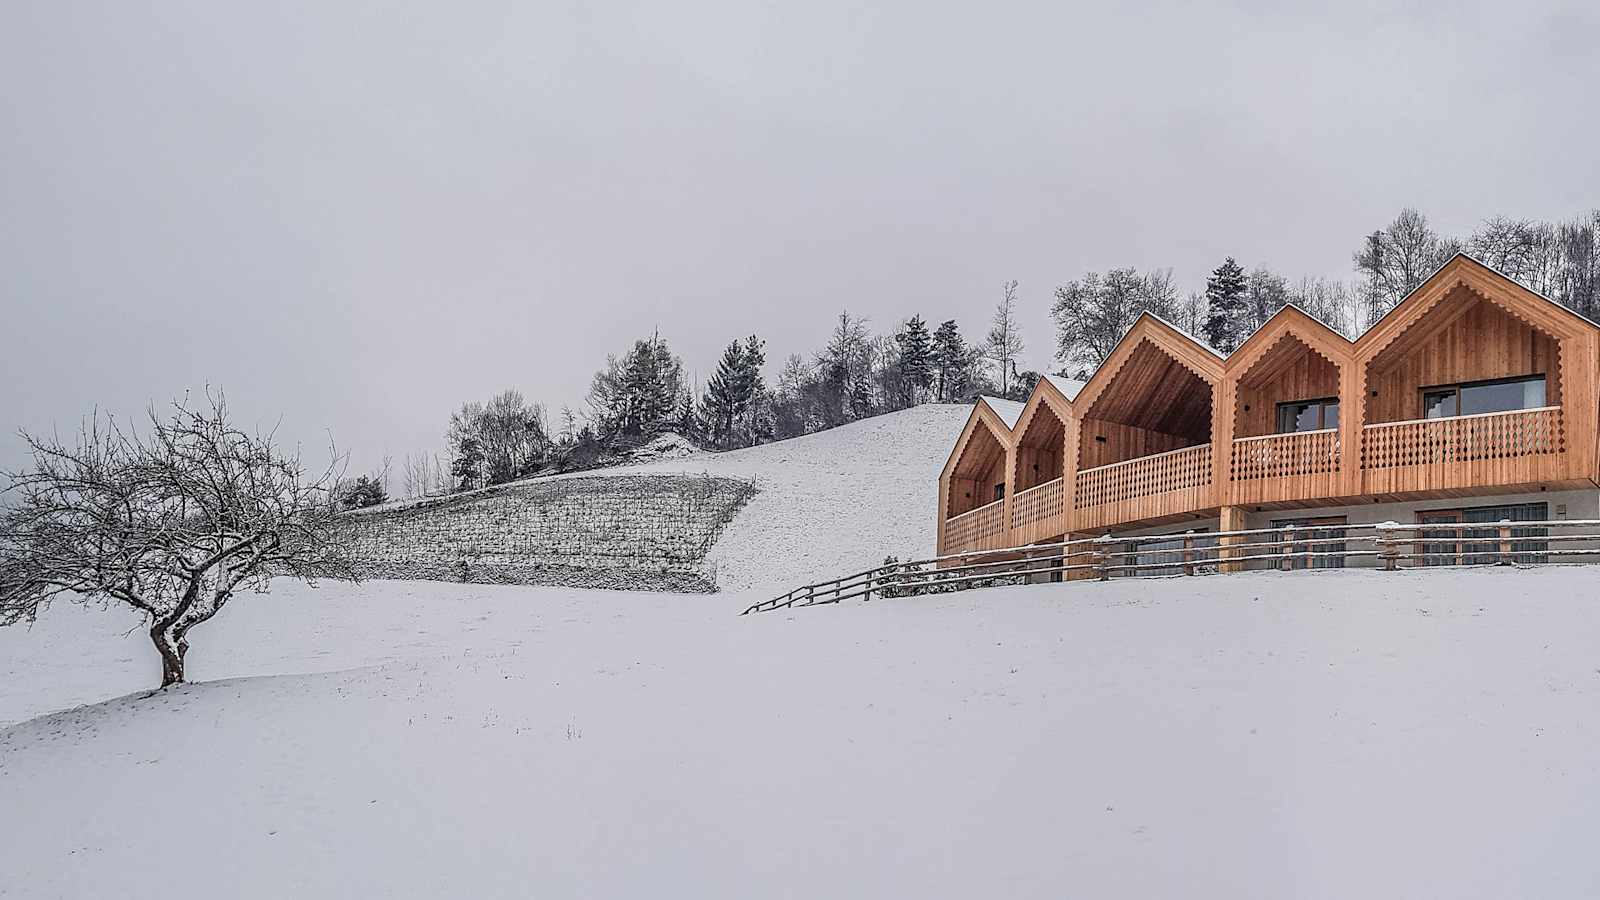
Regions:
[[1041, 373, 1086, 401], [978, 396, 1025, 429]]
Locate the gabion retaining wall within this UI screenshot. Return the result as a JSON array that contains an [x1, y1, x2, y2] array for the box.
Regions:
[[341, 474, 757, 592]]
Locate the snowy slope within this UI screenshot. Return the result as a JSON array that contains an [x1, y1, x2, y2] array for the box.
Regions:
[[592, 403, 971, 594], [6, 568, 1600, 898]]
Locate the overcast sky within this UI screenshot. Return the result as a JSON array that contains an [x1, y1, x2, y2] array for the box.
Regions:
[[2, 1, 1597, 475]]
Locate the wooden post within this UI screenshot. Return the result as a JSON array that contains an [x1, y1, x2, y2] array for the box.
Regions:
[[1094, 534, 1113, 581], [1376, 521, 1399, 571], [1219, 505, 1246, 573], [1279, 524, 1295, 571], [1182, 530, 1196, 576], [1498, 519, 1512, 566]]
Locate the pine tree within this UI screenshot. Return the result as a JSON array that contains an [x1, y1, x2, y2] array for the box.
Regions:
[[932, 320, 966, 402], [736, 335, 768, 446], [1202, 257, 1248, 353], [895, 315, 934, 406], [449, 434, 485, 492], [700, 340, 746, 449]]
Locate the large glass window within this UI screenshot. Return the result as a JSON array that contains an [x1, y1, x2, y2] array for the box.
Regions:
[[1416, 503, 1548, 566], [1275, 398, 1339, 433], [1421, 375, 1545, 419], [1270, 516, 1348, 569]]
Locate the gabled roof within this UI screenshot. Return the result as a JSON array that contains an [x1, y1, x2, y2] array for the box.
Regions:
[[978, 396, 1025, 429], [1041, 373, 1086, 400], [1355, 253, 1598, 364], [1229, 303, 1354, 381], [1070, 313, 1226, 422], [939, 399, 1016, 481]]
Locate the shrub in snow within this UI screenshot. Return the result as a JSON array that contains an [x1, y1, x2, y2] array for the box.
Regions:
[[0, 392, 356, 688]]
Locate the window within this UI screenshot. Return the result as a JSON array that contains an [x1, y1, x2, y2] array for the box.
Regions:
[[992, 482, 1005, 502], [1416, 503, 1548, 567], [1421, 375, 1545, 419], [1270, 516, 1347, 569], [1275, 398, 1339, 433], [1116, 529, 1216, 578]]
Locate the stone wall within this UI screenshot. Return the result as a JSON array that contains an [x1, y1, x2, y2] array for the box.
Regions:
[[341, 474, 757, 592]]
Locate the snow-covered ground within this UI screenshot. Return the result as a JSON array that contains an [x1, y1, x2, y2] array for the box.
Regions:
[[596, 404, 971, 593], [6, 567, 1600, 898]]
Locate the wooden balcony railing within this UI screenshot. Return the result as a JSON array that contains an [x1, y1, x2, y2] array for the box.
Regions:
[[944, 497, 1007, 551], [1010, 477, 1065, 529], [1074, 443, 1212, 510], [1230, 428, 1340, 481], [1361, 406, 1564, 470]]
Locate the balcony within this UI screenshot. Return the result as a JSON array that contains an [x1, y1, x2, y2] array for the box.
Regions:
[[1229, 428, 1341, 505], [1361, 406, 1565, 494], [944, 497, 1007, 554], [1074, 443, 1213, 531], [1010, 477, 1065, 541]]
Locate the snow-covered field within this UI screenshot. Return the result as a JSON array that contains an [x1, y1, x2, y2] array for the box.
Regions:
[[6, 567, 1600, 898]]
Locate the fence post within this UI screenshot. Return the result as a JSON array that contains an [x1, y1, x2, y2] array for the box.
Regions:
[[1279, 524, 1295, 572], [1376, 521, 1400, 571], [1182, 530, 1196, 576], [1093, 534, 1114, 581], [1498, 518, 1512, 566]]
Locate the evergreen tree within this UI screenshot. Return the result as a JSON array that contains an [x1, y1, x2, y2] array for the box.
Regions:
[[699, 335, 768, 449], [736, 335, 769, 446], [449, 433, 485, 491], [589, 332, 685, 437], [700, 340, 747, 449], [338, 474, 389, 509], [894, 315, 934, 406], [1202, 257, 1249, 352], [932, 319, 967, 402]]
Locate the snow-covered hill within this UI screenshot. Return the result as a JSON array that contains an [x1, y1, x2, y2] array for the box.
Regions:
[[6, 568, 1600, 898], [568, 403, 971, 594]]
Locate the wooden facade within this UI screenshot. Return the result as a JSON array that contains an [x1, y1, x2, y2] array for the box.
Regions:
[[937, 255, 1600, 556]]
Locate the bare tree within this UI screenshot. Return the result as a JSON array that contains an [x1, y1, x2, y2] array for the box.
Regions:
[[0, 393, 355, 688], [983, 280, 1025, 395], [1051, 268, 1176, 375], [1288, 276, 1362, 338], [1353, 208, 1451, 318]]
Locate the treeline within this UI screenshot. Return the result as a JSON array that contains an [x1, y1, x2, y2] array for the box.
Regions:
[[1051, 207, 1600, 376], [383, 297, 1028, 499]]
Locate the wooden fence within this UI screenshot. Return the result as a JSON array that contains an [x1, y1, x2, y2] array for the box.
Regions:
[[742, 519, 1600, 615]]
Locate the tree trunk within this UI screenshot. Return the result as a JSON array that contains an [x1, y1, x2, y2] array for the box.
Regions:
[[151, 626, 187, 688]]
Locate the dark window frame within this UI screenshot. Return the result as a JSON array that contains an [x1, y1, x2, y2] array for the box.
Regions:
[[1417, 373, 1547, 419], [1274, 397, 1340, 434], [1269, 515, 1348, 569], [1414, 502, 1548, 567]]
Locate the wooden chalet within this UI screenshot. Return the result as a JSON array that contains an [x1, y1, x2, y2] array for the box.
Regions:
[[936, 255, 1600, 570]]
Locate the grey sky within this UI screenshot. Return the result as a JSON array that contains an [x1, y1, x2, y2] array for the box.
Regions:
[[3, 1, 1597, 475]]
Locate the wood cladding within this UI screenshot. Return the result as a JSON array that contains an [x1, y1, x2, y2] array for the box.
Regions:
[[1235, 350, 1341, 437], [1364, 291, 1562, 423], [1081, 340, 1214, 437], [1078, 421, 1198, 469]]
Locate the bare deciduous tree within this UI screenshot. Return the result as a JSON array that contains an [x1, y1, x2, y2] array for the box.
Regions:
[[1051, 267, 1178, 376], [0, 393, 355, 688], [984, 280, 1025, 395]]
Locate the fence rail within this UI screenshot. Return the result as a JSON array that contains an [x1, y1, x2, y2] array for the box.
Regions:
[[742, 519, 1600, 615]]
